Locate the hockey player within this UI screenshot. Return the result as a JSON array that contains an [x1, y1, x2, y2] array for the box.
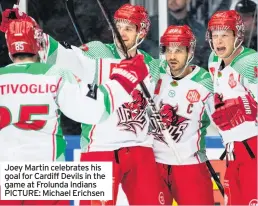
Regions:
[[207, 10, 258, 205], [0, 18, 148, 205], [78, 4, 163, 205], [148, 25, 214, 205], [1, 5, 163, 205], [78, 4, 164, 205]]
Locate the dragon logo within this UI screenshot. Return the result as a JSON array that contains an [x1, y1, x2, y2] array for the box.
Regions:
[[149, 102, 189, 143], [117, 89, 147, 133]]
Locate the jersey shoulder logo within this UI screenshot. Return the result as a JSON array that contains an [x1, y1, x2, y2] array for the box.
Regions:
[[117, 89, 147, 133], [148, 102, 189, 143]]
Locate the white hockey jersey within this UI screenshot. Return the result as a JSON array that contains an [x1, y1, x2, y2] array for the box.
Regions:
[[42, 35, 161, 152], [0, 62, 131, 162], [208, 47, 258, 144], [149, 65, 214, 165]]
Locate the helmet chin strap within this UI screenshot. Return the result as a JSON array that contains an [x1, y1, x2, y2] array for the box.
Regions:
[[127, 33, 144, 52], [166, 52, 194, 79], [112, 32, 144, 58]]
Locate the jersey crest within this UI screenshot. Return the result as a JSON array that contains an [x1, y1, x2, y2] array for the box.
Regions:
[[117, 89, 147, 133], [228, 73, 237, 88]]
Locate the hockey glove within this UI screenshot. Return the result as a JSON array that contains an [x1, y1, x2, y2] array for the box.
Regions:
[[212, 94, 257, 131], [0, 8, 36, 32], [110, 55, 148, 94]]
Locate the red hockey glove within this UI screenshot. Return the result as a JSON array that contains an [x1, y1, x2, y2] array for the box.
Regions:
[[110, 55, 148, 94], [212, 94, 257, 131], [0, 8, 36, 32]]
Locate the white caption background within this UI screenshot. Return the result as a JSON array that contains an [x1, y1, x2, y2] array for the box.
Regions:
[[0, 162, 112, 200]]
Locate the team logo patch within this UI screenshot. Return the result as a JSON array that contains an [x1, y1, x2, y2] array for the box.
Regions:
[[228, 73, 237, 88], [148, 102, 188, 143], [168, 90, 176, 97], [186, 90, 200, 103], [117, 89, 147, 133]]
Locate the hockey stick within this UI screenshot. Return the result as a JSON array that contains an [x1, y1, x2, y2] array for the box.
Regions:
[[64, 0, 85, 45], [95, 0, 182, 163], [205, 159, 224, 197]]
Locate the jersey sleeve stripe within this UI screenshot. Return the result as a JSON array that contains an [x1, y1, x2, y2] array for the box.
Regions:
[[52, 120, 58, 161], [99, 84, 113, 114], [86, 125, 96, 152], [202, 92, 211, 102], [105, 84, 115, 113], [98, 59, 103, 85]]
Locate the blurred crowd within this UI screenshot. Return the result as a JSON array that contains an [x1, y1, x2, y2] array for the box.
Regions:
[[141, 0, 257, 68]]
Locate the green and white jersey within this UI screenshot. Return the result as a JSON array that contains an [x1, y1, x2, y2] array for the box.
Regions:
[[42, 35, 160, 85], [43, 35, 161, 152], [149, 65, 213, 165], [0, 62, 130, 161], [83, 41, 161, 83], [208, 47, 258, 144]]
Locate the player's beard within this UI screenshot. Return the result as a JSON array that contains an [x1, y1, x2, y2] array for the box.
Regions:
[[115, 38, 135, 51], [169, 64, 183, 77]]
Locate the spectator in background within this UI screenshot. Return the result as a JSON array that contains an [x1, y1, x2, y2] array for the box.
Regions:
[[141, 0, 210, 69], [235, 0, 257, 50]]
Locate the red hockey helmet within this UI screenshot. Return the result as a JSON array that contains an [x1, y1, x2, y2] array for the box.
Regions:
[[206, 10, 245, 41], [114, 4, 150, 37], [5, 18, 43, 56], [160, 25, 196, 52]]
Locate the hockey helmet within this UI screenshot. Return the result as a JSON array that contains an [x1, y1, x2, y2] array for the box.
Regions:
[[5, 18, 43, 56], [206, 10, 245, 42], [114, 4, 150, 37], [160, 25, 196, 53]]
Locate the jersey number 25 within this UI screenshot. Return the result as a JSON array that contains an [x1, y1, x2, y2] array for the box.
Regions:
[[0, 105, 49, 130]]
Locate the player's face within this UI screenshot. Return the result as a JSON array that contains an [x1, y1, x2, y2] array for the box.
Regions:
[[115, 22, 138, 50], [165, 45, 188, 75], [211, 30, 236, 58]]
